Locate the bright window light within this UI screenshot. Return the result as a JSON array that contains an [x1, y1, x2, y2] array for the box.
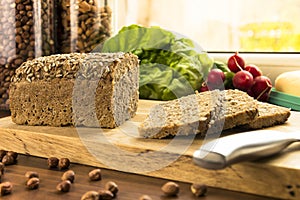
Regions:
[[118, 0, 300, 53]]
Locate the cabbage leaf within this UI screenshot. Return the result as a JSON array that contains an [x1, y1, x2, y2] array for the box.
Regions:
[[102, 24, 214, 100]]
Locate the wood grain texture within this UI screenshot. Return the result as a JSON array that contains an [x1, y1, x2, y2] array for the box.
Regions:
[[0, 155, 273, 200], [0, 99, 300, 199]]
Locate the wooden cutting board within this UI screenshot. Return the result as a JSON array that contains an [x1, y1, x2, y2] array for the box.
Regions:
[[1, 99, 300, 200]]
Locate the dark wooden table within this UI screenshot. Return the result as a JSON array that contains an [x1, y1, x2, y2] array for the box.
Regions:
[[0, 111, 276, 200]]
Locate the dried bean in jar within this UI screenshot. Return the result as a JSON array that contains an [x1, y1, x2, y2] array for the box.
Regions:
[[0, 0, 55, 109], [57, 0, 112, 53]]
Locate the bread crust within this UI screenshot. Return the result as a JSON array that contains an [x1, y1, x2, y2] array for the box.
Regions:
[[244, 102, 291, 129], [9, 53, 139, 128], [138, 89, 259, 139]]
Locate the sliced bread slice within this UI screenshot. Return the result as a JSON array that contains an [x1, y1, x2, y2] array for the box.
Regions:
[[138, 89, 259, 139], [243, 101, 291, 129]]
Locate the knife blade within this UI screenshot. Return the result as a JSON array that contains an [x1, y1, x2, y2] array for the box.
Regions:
[[193, 130, 300, 170]]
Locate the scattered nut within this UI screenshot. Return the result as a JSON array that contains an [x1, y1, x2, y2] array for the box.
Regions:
[[98, 189, 114, 200], [47, 157, 59, 169], [0, 162, 4, 175], [56, 180, 71, 193], [25, 171, 39, 179], [0, 150, 7, 160], [191, 183, 207, 197], [61, 170, 75, 183], [26, 177, 40, 190], [139, 194, 152, 200], [81, 190, 99, 200], [88, 168, 102, 181], [2, 155, 15, 165], [59, 158, 70, 170], [6, 151, 18, 161], [0, 181, 13, 196], [161, 181, 179, 196], [105, 181, 118, 197]]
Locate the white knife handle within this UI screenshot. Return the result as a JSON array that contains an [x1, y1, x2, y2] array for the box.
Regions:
[[193, 130, 300, 170]]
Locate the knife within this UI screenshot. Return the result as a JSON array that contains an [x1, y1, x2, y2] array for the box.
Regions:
[[193, 130, 300, 170]]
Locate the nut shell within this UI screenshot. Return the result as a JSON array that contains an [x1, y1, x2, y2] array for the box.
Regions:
[[26, 177, 40, 190], [88, 169, 101, 181], [59, 158, 70, 170], [191, 183, 207, 197], [25, 171, 39, 179], [81, 190, 99, 200], [98, 189, 114, 200], [0, 181, 13, 196], [105, 181, 118, 196], [61, 170, 75, 183], [47, 157, 59, 169], [139, 194, 152, 200], [56, 180, 71, 192], [161, 181, 179, 196]]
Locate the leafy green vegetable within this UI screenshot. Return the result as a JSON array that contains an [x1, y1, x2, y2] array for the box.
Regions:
[[213, 60, 231, 72], [101, 24, 214, 100], [224, 72, 235, 89]]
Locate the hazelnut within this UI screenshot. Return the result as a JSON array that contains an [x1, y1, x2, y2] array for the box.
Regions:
[[161, 181, 179, 196], [61, 170, 75, 183], [88, 168, 102, 181], [56, 180, 71, 193], [47, 157, 59, 169], [6, 151, 18, 160], [191, 183, 207, 197], [0, 162, 5, 175], [26, 177, 40, 190], [81, 190, 99, 200], [59, 158, 70, 170], [2, 155, 15, 165], [139, 194, 152, 200], [25, 171, 39, 179], [105, 181, 118, 197], [98, 189, 114, 200], [0, 150, 7, 160], [0, 181, 13, 196]]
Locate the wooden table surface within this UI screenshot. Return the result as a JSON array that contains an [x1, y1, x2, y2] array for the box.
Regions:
[[0, 111, 275, 200]]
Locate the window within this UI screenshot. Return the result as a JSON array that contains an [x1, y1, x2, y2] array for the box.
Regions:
[[116, 0, 300, 82], [117, 0, 300, 52]]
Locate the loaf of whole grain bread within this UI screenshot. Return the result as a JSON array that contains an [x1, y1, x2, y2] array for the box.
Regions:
[[9, 52, 139, 128], [138, 89, 259, 139]]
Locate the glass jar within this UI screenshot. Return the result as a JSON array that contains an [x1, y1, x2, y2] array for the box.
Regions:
[[57, 0, 114, 53], [0, 0, 56, 110]]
